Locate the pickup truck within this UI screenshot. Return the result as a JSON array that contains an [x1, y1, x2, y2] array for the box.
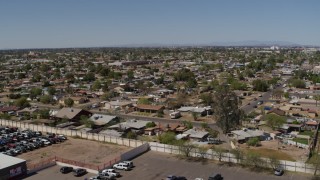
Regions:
[[95, 172, 116, 180], [101, 169, 120, 177], [113, 163, 131, 171]]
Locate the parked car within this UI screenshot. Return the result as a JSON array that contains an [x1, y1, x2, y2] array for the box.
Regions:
[[166, 175, 187, 180], [60, 166, 73, 174], [274, 168, 284, 176], [113, 163, 131, 171], [97, 172, 116, 180], [101, 169, 120, 177], [73, 168, 87, 177], [90, 175, 104, 180], [121, 161, 134, 168], [208, 173, 223, 180]]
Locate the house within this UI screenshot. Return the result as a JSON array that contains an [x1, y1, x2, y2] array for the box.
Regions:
[[305, 120, 319, 130], [177, 106, 211, 116], [267, 108, 286, 116], [89, 114, 118, 127], [103, 101, 133, 110], [59, 97, 88, 105], [278, 124, 303, 133], [16, 107, 39, 117], [182, 128, 209, 141], [134, 104, 164, 113], [144, 123, 183, 136], [108, 119, 151, 134], [0, 106, 19, 114], [230, 129, 265, 143], [54, 108, 92, 122]]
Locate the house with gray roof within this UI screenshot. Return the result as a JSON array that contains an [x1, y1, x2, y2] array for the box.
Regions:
[[89, 114, 118, 127], [183, 128, 209, 141], [108, 119, 151, 134], [230, 129, 265, 143], [177, 106, 211, 116], [54, 107, 92, 122]]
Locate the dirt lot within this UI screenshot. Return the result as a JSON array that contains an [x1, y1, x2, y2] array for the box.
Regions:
[[239, 140, 308, 161], [18, 137, 130, 165]]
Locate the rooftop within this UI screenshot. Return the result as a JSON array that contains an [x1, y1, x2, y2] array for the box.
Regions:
[[0, 154, 26, 169]]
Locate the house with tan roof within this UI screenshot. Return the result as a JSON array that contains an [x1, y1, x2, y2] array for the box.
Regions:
[[134, 104, 165, 113]]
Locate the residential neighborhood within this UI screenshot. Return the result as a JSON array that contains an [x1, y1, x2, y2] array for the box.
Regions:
[[0, 46, 320, 179]]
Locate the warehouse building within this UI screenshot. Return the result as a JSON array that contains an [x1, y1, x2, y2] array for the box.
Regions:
[[0, 154, 27, 180]]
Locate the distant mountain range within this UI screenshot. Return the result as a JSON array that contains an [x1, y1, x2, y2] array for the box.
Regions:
[[1, 41, 318, 50], [207, 40, 302, 47], [114, 41, 316, 47]]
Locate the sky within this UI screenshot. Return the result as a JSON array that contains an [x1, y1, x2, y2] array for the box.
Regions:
[[0, 0, 320, 49]]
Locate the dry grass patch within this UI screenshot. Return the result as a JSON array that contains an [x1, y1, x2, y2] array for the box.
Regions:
[[244, 148, 295, 161]]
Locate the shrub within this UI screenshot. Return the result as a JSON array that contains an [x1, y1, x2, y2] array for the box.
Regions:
[[247, 137, 261, 147], [244, 152, 266, 169]]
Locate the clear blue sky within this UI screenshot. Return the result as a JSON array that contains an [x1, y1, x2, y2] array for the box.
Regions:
[[0, 0, 319, 49]]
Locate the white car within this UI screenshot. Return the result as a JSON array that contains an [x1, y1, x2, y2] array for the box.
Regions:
[[113, 163, 131, 171], [121, 161, 133, 168], [92, 173, 115, 180], [101, 169, 120, 177]]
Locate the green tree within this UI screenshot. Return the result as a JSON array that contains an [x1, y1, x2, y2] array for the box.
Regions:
[[252, 79, 269, 92], [244, 152, 266, 169], [289, 78, 306, 88], [211, 146, 226, 162], [146, 122, 156, 128], [15, 97, 30, 108], [231, 149, 244, 164], [178, 142, 196, 158], [199, 93, 213, 106], [127, 70, 134, 80], [47, 87, 56, 95], [264, 114, 286, 130], [30, 88, 42, 99], [201, 122, 209, 129], [268, 156, 281, 170], [92, 80, 102, 91], [64, 98, 74, 107], [80, 115, 94, 128], [158, 132, 177, 145], [126, 131, 137, 139], [40, 95, 52, 104], [213, 85, 243, 134], [137, 98, 151, 105], [247, 137, 261, 147], [38, 109, 50, 119], [84, 72, 95, 82], [182, 120, 193, 129], [192, 112, 199, 121]]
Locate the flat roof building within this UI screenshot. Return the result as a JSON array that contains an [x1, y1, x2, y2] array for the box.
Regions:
[[0, 154, 27, 180]]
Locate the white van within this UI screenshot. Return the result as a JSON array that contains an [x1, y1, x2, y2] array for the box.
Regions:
[[169, 111, 181, 119]]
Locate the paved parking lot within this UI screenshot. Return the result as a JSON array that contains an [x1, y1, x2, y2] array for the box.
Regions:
[[24, 151, 311, 180], [24, 165, 96, 180], [119, 151, 311, 180]]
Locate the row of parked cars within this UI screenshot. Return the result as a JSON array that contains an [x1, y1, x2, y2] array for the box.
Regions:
[[59, 161, 134, 179], [91, 161, 134, 180], [0, 126, 67, 156]]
